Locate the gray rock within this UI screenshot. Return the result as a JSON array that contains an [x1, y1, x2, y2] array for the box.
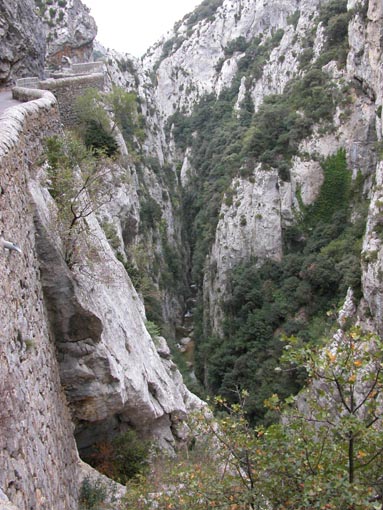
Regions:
[[0, 0, 45, 85]]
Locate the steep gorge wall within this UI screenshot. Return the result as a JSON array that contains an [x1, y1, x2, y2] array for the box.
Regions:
[[144, 0, 381, 335], [0, 89, 79, 510], [0, 0, 46, 86], [0, 77, 202, 508], [350, 0, 383, 330]]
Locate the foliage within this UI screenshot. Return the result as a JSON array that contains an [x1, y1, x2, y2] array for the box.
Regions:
[[102, 221, 120, 250], [139, 195, 162, 230], [287, 9, 301, 28], [74, 86, 144, 153], [44, 132, 115, 267], [196, 151, 366, 422], [125, 330, 383, 508], [275, 326, 383, 505], [171, 48, 344, 286], [74, 88, 110, 133], [145, 320, 161, 338], [106, 86, 145, 142], [79, 476, 109, 510], [183, 0, 224, 30], [83, 120, 118, 157], [88, 429, 151, 485], [303, 149, 351, 226], [242, 68, 338, 169]]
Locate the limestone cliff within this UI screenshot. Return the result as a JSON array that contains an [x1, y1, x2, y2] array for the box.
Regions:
[[39, 0, 97, 66], [349, 0, 383, 330], [1, 0, 383, 508], [141, 0, 381, 335], [0, 82, 202, 510], [0, 0, 46, 85]]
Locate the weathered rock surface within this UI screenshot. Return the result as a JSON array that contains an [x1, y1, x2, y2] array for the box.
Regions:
[[141, 0, 381, 333], [1, 0, 383, 508], [204, 166, 283, 332], [362, 161, 383, 333], [143, 0, 322, 119], [29, 173, 202, 450], [350, 0, 383, 331], [0, 0, 45, 85], [41, 0, 97, 66]]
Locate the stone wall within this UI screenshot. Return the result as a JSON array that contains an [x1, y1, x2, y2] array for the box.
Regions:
[[0, 89, 80, 510], [37, 73, 104, 127], [70, 62, 104, 75]]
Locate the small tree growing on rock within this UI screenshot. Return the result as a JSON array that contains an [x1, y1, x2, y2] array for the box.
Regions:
[[44, 132, 116, 268]]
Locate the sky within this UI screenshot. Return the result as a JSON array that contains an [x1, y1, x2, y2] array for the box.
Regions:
[[84, 0, 202, 58]]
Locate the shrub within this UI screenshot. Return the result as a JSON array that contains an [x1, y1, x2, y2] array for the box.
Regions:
[[145, 320, 161, 338], [43, 132, 116, 267], [90, 430, 151, 485], [79, 477, 108, 510], [83, 120, 118, 157]]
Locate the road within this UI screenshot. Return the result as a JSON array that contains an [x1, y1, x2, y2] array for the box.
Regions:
[[0, 88, 20, 115]]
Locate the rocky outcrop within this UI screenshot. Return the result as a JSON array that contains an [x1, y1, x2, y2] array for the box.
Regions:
[[143, 0, 321, 119], [362, 161, 383, 333], [29, 171, 202, 452], [0, 79, 202, 508], [347, 0, 383, 107], [350, 0, 383, 332], [0, 0, 46, 85], [41, 0, 97, 66], [204, 167, 284, 333]]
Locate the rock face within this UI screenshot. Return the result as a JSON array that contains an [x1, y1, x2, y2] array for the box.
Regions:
[[204, 167, 284, 333], [1, 0, 383, 508], [362, 161, 383, 333], [349, 0, 383, 331], [143, 0, 320, 118], [41, 0, 97, 66], [0, 0, 46, 85], [0, 82, 201, 509], [97, 48, 190, 330], [29, 174, 201, 452], [142, 0, 382, 334]]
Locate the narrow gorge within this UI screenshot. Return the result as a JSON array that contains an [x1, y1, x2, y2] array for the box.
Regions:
[[0, 0, 382, 508]]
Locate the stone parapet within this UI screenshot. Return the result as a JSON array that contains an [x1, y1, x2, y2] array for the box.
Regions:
[[37, 73, 105, 126], [14, 77, 40, 89], [0, 84, 79, 510], [71, 61, 104, 75], [0, 88, 57, 158]]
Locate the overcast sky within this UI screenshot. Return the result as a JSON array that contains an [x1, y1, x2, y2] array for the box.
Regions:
[[84, 0, 202, 57]]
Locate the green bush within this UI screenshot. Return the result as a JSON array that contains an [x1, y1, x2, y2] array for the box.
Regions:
[[184, 0, 224, 29], [79, 477, 108, 510], [139, 196, 162, 230], [111, 430, 150, 483], [89, 430, 151, 485], [145, 320, 161, 338], [304, 149, 351, 226], [83, 120, 118, 157]]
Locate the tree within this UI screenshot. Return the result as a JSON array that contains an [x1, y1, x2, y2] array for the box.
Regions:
[[123, 327, 383, 509], [44, 133, 116, 267], [276, 326, 383, 506]]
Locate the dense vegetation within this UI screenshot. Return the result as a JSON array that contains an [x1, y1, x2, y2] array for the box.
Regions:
[[122, 327, 383, 509], [161, 0, 360, 417], [169, 0, 350, 285]]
